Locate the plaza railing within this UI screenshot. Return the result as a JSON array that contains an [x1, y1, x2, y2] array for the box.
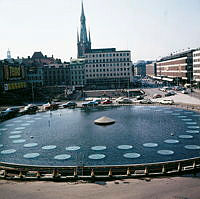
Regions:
[[0, 156, 200, 180]]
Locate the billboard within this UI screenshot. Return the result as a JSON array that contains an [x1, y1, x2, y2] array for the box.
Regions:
[[3, 65, 25, 81], [4, 82, 26, 91]]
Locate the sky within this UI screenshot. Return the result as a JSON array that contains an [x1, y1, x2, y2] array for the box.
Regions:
[[0, 0, 200, 62]]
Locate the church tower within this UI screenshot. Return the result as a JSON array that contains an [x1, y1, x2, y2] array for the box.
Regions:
[[77, 2, 91, 58]]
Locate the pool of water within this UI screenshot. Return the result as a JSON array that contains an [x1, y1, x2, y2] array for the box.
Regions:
[[0, 106, 200, 166]]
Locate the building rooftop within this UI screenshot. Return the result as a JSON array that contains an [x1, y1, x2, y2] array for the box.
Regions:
[[158, 49, 195, 62], [32, 52, 44, 59]]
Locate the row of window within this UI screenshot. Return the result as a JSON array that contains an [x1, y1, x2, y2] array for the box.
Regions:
[[193, 53, 200, 57], [86, 68, 130, 73], [86, 63, 130, 67], [71, 81, 84, 85], [194, 59, 200, 62], [85, 53, 129, 58], [71, 76, 84, 80], [86, 73, 130, 78], [193, 64, 200, 68], [71, 71, 84, 75], [86, 58, 130, 63]]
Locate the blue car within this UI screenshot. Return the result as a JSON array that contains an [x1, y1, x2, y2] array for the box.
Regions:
[[82, 101, 98, 107]]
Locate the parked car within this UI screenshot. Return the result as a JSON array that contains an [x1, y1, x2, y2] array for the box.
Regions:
[[23, 104, 38, 114], [102, 99, 112, 104], [182, 90, 189, 94], [0, 107, 20, 119], [160, 99, 174, 105], [43, 102, 59, 110], [165, 91, 176, 97], [82, 101, 98, 107], [136, 95, 144, 100], [118, 98, 132, 104], [140, 99, 153, 104], [115, 97, 124, 102], [173, 86, 183, 91], [160, 87, 171, 92], [92, 99, 101, 104], [153, 93, 162, 99], [63, 101, 77, 108]]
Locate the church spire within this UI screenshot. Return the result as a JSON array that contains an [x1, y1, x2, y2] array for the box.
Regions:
[[77, 2, 91, 58], [88, 29, 91, 43], [77, 29, 79, 43], [80, 1, 88, 43]]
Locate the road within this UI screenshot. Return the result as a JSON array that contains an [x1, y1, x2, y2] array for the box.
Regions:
[[143, 88, 200, 105]]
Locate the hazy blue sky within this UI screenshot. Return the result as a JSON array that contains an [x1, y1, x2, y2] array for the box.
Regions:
[[0, 0, 200, 62]]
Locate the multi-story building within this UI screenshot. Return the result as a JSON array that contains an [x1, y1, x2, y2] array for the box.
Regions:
[[70, 58, 85, 88], [193, 48, 200, 87], [84, 48, 132, 89], [146, 62, 157, 77], [25, 66, 44, 87], [0, 62, 4, 92], [156, 50, 194, 84], [43, 63, 70, 86], [0, 60, 26, 91], [76, 3, 133, 89], [134, 60, 146, 77]]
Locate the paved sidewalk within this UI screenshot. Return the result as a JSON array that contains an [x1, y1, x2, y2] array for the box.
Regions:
[[1, 177, 200, 199]]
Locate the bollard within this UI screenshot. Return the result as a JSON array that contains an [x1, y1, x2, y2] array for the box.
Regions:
[[74, 168, 78, 178], [108, 168, 112, 177], [91, 169, 95, 178], [52, 169, 59, 178], [177, 163, 181, 172], [144, 167, 148, 175], [36, 171, 41, 178], [162, 165, 166, 174], [127, 167, 131, 176], [19, 171, 23, 178], [193, 161, 196, 169], [3, 170, 7, 178]]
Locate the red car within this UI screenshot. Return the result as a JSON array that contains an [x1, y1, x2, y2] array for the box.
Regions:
[[102, 100, 112, 104]]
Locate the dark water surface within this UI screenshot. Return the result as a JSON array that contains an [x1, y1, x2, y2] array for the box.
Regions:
[[0, 106, 200, 166]]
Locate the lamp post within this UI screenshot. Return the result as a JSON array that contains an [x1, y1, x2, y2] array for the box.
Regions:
[[31, 82, 34, 104]]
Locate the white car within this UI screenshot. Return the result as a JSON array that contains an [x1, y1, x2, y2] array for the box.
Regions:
[[182, 90, 188, 94], [118, 98, 132, 104], [160, 99, 174, 105]]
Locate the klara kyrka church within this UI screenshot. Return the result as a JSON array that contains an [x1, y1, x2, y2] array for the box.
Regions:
[[74, 2, 132, 89], [77, 2, 91, 58]]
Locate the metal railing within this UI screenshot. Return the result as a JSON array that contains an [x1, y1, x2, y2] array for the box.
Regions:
[[0, 157, 200, 180]]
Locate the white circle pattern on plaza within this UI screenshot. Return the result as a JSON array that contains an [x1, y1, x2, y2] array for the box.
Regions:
[[157, 150, 174, 155], [179, 135, 193, 139], [123, 153, 141, 159], [143, 143, 158, 147], [13, 139, 26, 144], [186, 130, 199, 134], [164, 139, 179, 144], [24, 153, 40, 159], [117, 145, 133, 150], [10, 131, 23, 134], [24, 143, 38, 148], [88, 154, 106, 160], [42, 145, 57, 150], [54, 154, 71, 160], [1, 149, 16, 154], [9, 135, 22, 139], [184, 145, 200, 150], [65, 146, 80, 151], [91, 146, 107, 151]]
